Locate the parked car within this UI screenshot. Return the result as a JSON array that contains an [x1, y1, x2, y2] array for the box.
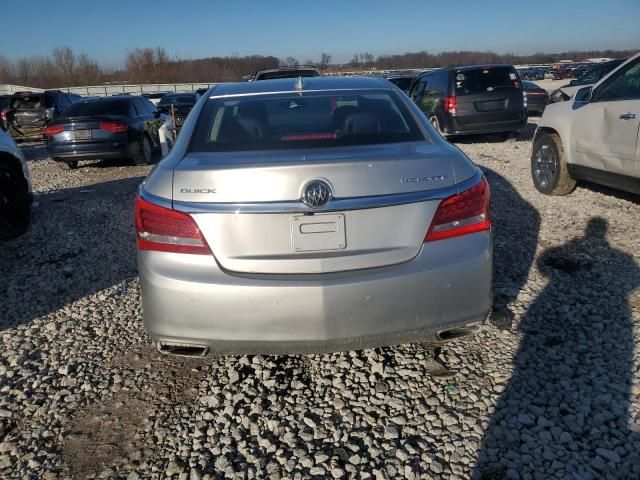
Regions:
[[549, 59, 626, 103], [408, 64, 527, 139], [0, 95, 10, 130], [4, 90, 78, 141], [253, 67, 321, 81], [142, 91, 171, 106], [135, 76, 492, 356], [157, 92, 200, 129], [522, 81, 549, 115], [552, 67, 573, 80], [531, 53, 640, 196], [519, 68, 545, 81], [46, 96, 166, 169], [385, 74, 417, 93], [0, 128, 31, 239], [544, 71, 555, 80]]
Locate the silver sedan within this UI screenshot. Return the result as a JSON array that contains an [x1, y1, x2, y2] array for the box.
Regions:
[[135, 76, 492, 355]]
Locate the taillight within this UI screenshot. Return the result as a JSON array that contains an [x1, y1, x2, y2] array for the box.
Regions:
[[444, 96, 457, 115], [134, 197, 211, 255], [45, 125, 64, 137], [425, 178, 490, 242], [99, 121, 128, 133]]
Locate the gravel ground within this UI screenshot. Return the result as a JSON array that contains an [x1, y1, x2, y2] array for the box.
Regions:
[[1, 123, 639, 479]]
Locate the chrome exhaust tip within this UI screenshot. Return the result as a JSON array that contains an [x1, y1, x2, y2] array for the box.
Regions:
[[157, 342, 209, 357], [436, 324, 480, 341]]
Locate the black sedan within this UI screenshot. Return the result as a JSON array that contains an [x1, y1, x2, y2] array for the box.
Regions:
[[45, 96, 165, 169], [522, 81, 549, 116], [157, 93, 199, 130]]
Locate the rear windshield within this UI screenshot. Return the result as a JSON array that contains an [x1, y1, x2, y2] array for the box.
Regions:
[[189, 90, 426, 153], [10, 95, 44, 110], [256, 70, 319, 80], [455, 67, 520, 95], [159, 94, 197, 106], [63, 99, 130, 117]]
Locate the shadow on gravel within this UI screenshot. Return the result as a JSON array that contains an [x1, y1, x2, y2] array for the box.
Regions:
[[483, 166, 541, 329], [475, 218, 640, 479], [453, 122, 537, 144], [0, 175, 144, 329]]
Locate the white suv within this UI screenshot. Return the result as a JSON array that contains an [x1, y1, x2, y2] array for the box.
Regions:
[[531, 53, 640, 196], [0, 128, 31, 239]]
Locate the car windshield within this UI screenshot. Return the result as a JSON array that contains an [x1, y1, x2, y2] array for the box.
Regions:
[[63, 99, 130, 117], [387, 77, 414, 92], [573, 61, 624, 86], [158, 94, 196, 106], [189, 89, 426, 153], [455, 67, 519, 95]]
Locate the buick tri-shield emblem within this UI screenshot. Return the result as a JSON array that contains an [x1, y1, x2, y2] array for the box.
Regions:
[[302, 180, 332, 208]]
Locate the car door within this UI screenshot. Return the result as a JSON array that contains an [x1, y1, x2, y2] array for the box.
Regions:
[[409, 77, 427, 110], [135, 97, 162, 146], [571, 57, 640, 176]]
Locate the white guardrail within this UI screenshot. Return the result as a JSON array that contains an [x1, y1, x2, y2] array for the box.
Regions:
[[0, 83, 218, 96], [0, 64, 562, 96]]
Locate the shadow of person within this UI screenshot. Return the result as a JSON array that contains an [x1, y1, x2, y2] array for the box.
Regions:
[[475, 217, 640, 479]]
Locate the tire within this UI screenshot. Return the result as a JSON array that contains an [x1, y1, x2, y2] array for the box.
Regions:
[[497, 131, 514, 142], [0, 163, 31, 240], [429, 116, 443, 135], [132, 135, 153, 165], [531, 132, 576, 196], [57, 160, 78, 170]]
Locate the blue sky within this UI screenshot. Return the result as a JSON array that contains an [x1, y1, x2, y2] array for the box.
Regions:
[[2, 0, 639, 65]]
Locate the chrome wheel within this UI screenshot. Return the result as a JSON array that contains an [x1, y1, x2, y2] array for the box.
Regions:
[[533, 143, 556, 188]]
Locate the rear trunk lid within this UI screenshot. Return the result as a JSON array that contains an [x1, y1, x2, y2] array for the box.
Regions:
[[453, 66, 525, 126], [173, 142, 458, 274], [48, 115, 129, 144]]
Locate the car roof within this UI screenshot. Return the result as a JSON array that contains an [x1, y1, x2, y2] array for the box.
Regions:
[[208, 76, 393, 96], [432, 64, 516, 73]]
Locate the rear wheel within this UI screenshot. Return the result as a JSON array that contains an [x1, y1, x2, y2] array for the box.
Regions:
[[0, 163, 31, 240], [132, 135, 153, 165], [429, 116, 446, 136], [531, 132, 576, 195]]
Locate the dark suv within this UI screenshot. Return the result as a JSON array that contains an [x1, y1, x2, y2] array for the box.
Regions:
[[4, 90, 79, 141], [409, 64, 527, 139]]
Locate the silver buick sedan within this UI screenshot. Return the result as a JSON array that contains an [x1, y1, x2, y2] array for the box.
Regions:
[[135, 76, 492, 356]]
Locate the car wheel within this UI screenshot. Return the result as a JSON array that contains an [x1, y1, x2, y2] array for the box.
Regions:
[[531, 132, 576, 196], [429, 116, 443, 134], [133, 135, 153, 165], [57, 160, 78, 170], [0, 163, 31, 240]]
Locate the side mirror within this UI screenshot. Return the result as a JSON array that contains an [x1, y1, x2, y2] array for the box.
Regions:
[[574, 86, 593, 103], [156, 106, 169, 116]]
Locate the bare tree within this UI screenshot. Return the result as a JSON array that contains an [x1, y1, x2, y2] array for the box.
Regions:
[[351, 54, 360, 69], [285, 56, 299, 67], [53, 47, 76, 81], [320, 53, 332, 71]]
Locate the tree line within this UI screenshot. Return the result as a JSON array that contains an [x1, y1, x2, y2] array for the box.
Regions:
[[0, 46, 636, 88]]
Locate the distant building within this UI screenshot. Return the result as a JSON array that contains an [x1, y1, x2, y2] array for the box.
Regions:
[[584, 58, 614, 63]]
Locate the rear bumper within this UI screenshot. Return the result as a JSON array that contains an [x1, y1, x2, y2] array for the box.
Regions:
[[526, 98, 549, 113], [138, 232, 493, 354], [442, 115, 527, 135], [47, 142, 133, 161]]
